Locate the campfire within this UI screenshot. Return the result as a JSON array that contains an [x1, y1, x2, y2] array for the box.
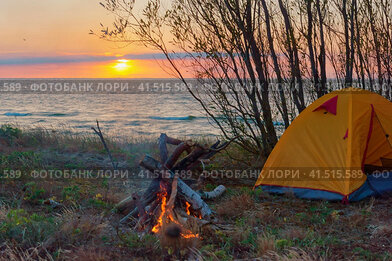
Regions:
[[151, 181, 199, 239], [117, 133, 232, 241]]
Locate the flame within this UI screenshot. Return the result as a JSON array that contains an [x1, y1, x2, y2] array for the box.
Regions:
[[151, 188, 167, 233], [151, 185, 199, 238], [185, 202, 191, 215], [182, 231, 199, 239], [185, 201, 203, 220]]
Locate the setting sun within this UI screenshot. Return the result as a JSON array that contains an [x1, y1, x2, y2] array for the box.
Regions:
[[113, 59, 131, 72]]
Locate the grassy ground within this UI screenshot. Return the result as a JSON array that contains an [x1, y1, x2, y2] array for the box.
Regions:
[[0, 124, 391, 260]]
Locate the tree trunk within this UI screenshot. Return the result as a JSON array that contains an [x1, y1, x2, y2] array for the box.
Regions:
[[316, 0, 327, 97], [306, 0, 320, 96], [277, 0, 306, 113], [261, 0, 290, 129]]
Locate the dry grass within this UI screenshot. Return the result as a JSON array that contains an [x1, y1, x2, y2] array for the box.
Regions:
[[281, 228, 307, 241], [43, 208, 109, 250], [1, 127, 392, 260], [216, 193, 255, 218], [61, 246, 121, 261], [0, 244, 54, 261], [257, 233, 276, 256], [1, 177, 392, 260], [263, 248, 328, 261], [371, 225, 392, 238], [255, 207, 283, 227]]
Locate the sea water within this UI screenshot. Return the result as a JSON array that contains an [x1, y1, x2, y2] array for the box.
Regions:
[[0, 78, 284, 138]]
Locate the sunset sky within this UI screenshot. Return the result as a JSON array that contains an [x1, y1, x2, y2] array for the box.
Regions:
[[0, 0, 178, 78]]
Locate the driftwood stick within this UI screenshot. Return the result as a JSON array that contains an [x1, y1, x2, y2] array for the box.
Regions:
[[138, 203, 154, 228], [199, 185, 226, 199], [185, 139, 236, 171], [120, 207, 138, 223], [142, 178, 161, 201], [199, 139, 232, 159], [164, 141, 193, 169], [91, 120, 117, 170], [133, 193, 146, 218], [173, 209, 189, 227], [159, 133, 168, 164], [167, 174, 179, 212], [177, 179, 212, 218], [165, 135, 192, 153], [43, 199, 64, 209], [115, 194, 135, 213], [165, 136, 183, 146], [172, 146, 206, 171], [186, 158, 208, 172], [139, 154, 162, 172], [208, 137, 237, 152], [119, 178, 161, 223], [176, 209, 211, 226], [118, 192, 149, 224], [198, 137, 236, 160]]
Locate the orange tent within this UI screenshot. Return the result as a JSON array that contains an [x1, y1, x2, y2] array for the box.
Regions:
[[255, 88, 392, 201]]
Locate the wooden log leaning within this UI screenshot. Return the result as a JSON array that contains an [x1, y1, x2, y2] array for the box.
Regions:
[[119, 178, 161, 223], [185, 140, 231, 171], [159, 133, 169, 163], [165, 136, 183, 146], [164, 141, 193, 169], [165, 135, 192, 153], [172, 146, 206, 171], [167, 174, 179, 213]]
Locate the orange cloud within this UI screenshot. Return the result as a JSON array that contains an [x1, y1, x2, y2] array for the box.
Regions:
[[0, 59, 192, 78]]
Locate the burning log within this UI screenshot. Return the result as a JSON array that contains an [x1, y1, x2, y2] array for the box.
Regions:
[[140, 155, 212, 218], [167, 174, 179, 212], [119, 133, 235, 240]]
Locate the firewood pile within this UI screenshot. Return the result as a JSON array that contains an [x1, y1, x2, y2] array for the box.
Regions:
[[117, 133, 233, 240]]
